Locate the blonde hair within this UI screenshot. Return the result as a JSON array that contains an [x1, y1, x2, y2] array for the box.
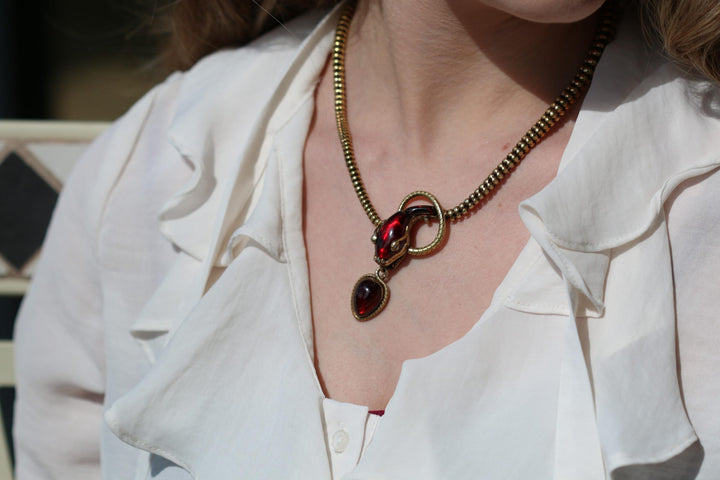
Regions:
[[643, 0, 720, 83], [161, 0, 720, 84]]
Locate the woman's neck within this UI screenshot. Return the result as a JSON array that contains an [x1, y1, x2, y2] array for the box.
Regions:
[[343, 0, 602, 165]]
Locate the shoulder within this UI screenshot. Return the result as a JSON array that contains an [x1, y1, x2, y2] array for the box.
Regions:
[[73, 8, 333, 231], [105, 6, 330, 160]]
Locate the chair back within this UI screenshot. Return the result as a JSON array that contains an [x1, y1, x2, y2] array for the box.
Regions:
[[0, 121, 108, 479]]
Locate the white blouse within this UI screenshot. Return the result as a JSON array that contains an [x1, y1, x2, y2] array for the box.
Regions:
[[13, 5, 720, 480]]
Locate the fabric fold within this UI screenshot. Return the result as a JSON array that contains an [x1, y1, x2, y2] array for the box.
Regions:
[[157, 8, 338, 264], [597, 221, 697, 477], [219, 142, 285, 265], [552, 283, 605, 480], [523, 65, 720, 254], [105, 253, 331, 480], [515, 22, 720, 475], [128, 254, 206, 363]]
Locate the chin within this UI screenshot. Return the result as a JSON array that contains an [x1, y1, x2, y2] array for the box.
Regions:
[[480, 0, 607, 23]]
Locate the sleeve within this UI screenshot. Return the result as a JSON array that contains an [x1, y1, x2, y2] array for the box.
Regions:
[[12, 87, 160, 480]]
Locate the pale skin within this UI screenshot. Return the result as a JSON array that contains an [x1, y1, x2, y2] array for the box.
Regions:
[[303, 0, 605, 410]]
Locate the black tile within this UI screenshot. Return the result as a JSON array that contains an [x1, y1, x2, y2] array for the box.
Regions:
[[0, 387, 14, 469], [0, 152, 58, 270], [0, 296, 21, 341]]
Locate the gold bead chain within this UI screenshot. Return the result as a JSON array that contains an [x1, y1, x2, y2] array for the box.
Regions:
[[333, 0, 619, 224]]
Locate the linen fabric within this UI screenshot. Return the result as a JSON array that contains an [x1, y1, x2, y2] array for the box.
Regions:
[[13, 5, 720, 480]]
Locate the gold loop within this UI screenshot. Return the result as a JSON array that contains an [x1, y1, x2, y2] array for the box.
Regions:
[[375, 267, 388, 280], [398, 191, 446, 257]]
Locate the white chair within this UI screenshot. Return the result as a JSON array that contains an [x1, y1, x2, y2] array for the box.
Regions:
[[0, 121, 108, 479]]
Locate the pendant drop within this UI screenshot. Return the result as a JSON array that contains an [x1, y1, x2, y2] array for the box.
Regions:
[[350, 191, 447, 322], [351, 270, 389, 321]]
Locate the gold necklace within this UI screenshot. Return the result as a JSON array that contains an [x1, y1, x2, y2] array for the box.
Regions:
[[334, 0, 618, 321]]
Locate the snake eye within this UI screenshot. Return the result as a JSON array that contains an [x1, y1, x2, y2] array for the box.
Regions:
[[391, 240, 400, 252]]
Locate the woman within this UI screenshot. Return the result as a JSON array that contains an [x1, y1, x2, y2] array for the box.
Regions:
[[13, 0, 720, 479]]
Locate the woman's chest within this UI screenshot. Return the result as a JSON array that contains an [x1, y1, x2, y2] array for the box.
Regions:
[[301, 126, 565, 410], [303, 196, 533, 409]]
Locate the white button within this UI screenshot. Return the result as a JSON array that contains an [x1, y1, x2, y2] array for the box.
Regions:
[[332, 429, 350, 453]]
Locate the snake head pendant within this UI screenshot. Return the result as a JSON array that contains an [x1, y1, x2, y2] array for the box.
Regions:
[[371, 205, 436, 270], [352, 191, 447, 321]]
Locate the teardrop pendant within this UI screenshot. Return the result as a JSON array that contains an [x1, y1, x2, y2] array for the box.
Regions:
[[351, 270, 389, 321]]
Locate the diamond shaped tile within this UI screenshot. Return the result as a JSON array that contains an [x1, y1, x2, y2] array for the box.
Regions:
[[0, 152, 58, 270]]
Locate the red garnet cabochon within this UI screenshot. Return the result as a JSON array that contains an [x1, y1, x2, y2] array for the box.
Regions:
[[353, 275, 387, 320], [375, 212, 406, 261]]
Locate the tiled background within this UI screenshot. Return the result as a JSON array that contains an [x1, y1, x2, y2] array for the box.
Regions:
[[0, 149, 60, 281], [1, 0, 161, 474], [0, 132, 101, 286]]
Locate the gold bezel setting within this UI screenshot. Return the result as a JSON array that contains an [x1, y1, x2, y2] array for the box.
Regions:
[[351, 273, 389, 321]]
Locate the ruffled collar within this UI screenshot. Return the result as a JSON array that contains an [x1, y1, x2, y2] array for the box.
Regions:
[[157, 7, 337, 265]]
